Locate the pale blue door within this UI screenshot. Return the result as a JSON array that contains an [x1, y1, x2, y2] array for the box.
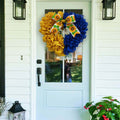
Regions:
[[36, 2, 90, 120]]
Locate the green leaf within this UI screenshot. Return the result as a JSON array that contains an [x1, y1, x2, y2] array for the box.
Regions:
[[106, 112, 115, 120], [117, 105, 120, 108], [91, 114, 97, 120], [96, 102, 107, 108], [102, 100, 110, 103], [85, 101, 93, 108], [114, 109, 120, 118], [99, 117, 104, 120], [97, 110, 106, 117], [89, 105, 97, 116], [114, 99, 120, 103], [103, 96, 113, 100]]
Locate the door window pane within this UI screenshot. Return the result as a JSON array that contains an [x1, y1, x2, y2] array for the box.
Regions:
[[45, 9, 63, 82], [64, 9, 83, 83], [44, 9, 83, 83], [64, 44, 83, 83], [45, 48, 63, 82], [64, 9, 83, 14], [45, 9, 63, 14]]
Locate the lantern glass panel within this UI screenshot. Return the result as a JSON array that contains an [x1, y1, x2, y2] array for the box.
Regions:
[[16, 0, 22, 17], [8, 112, 25, 120], [106, 2, 113, 18], [8, 112, 14, 120]]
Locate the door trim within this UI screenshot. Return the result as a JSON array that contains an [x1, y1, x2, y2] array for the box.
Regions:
[[31, 0, 37, 120], [91, 0, 96, 101], [31, 1, 93, 120]]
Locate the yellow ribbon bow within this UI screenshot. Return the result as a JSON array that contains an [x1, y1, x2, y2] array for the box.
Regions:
[[51, 13, 80, 37]]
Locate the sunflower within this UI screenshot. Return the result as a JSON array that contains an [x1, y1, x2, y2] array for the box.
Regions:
[[51, 28, 58, 34], [58, 11, 63, 19], [69, 25, 76, 33], [66, 16, 72, 23], [54, 14, 61, 21], [56, 21, 63, 27]]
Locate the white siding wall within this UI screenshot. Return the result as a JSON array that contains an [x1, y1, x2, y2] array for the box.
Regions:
[[94, 0, 120, 101], [0, 0, 32, 119]]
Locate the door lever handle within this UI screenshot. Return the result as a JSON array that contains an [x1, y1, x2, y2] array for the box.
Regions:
[[37, 68, 41, 86]]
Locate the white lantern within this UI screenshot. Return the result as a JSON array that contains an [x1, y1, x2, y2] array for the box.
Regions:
[[8, 101, 26, 120]]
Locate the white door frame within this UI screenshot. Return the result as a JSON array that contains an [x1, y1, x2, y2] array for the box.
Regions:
[[31, 0, 37, 120], [91, 0, 97, 101], [31, 0, 96, 120]]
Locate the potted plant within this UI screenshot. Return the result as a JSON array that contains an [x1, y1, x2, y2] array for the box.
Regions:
[[0, 98, 9, 116], [84, 96, 120, 120]]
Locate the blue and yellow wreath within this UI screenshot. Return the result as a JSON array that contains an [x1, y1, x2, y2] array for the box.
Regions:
[[39, 11, 88, 56]]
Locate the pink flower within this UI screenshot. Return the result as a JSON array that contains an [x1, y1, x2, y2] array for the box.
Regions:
[[84, 106, 89, 110], [102, 115, 109, 120], [84, 106, 87, 110], [99, 105, 102, 107], [102, 115, 106, 118], [97, 105, 103, 110], [108, 108, 112, 111], [97, 107, 100, 109], [97, 105, 103, 109]]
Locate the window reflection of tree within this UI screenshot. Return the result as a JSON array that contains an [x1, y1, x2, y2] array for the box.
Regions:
[[65, 46, 83, 83], [45, 49, 62, 82]]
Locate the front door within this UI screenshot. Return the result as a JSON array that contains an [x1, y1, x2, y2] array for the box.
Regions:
[[36, 2, 90, 120]]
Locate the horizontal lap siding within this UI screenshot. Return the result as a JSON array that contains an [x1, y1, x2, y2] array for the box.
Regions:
[[0, 0, 32, 119], [94, 0, 120, 101]]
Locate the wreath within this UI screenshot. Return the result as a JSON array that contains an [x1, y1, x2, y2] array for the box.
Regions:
[[39, 11, 88, 56]]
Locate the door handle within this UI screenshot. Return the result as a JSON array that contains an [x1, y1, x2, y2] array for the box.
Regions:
[[37, 68, 41, 86]]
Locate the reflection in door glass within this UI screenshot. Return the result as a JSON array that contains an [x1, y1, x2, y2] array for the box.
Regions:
[[64, 44, 82, 83], [45, 48, 63, 82]]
